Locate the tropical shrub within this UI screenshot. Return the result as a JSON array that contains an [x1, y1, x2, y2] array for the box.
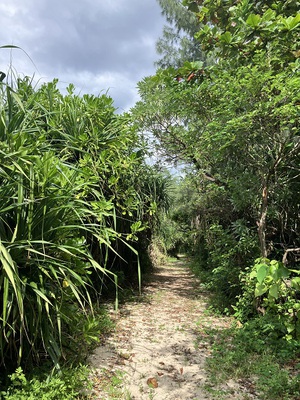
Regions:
[[236, 257, 300, 339], [0, 80, 119, 372], [1, 366, 91, 399]]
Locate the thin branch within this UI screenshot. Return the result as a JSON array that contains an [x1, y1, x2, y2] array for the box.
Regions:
[[282, 248, 300, 265]]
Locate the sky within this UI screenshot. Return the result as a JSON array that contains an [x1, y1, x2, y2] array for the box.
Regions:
[[0, 0, 166, 112]]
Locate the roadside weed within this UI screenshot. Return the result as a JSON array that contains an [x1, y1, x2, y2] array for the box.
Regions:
[[1, 366, 92, 400], [198, 321, 300, 399]]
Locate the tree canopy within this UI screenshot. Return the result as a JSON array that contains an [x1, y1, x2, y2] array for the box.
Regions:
[[133, 0, 300, 322], [155, 0, 205, 68]]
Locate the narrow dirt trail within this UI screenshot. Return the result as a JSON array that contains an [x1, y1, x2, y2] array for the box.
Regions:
[[89, 260, 243, 399]]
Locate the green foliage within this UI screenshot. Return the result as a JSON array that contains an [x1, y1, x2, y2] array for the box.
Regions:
[[250, 258, 290, 298], [0, 70, 171, 374], [61, 306, 115, 365], [1, 366, 91, 399], [89, 368, 128, 399], [192, 221, 259, 312], [153, 176, 195, 256], [248, 258, 300, 339], [183, 0, 300, 67], [133, 0, 300, 317], [0, 81, 113, 371], [200, 322, 300, 399]]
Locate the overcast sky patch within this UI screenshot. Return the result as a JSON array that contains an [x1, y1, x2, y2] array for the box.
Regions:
[[0, 0, 165, 110]]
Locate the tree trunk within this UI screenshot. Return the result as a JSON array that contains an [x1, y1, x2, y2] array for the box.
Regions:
[[257, 185, 268, 258]]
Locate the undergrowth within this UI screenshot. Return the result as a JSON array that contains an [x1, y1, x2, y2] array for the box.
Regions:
[[1, 366, 92, 400], [1, 306, 115, 400], [197, 320, 300, 400]]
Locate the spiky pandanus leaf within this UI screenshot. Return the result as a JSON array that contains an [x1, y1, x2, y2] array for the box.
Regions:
[[0, 78, 120, 371]]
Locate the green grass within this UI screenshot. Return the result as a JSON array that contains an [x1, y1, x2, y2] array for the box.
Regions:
[[196, 319, 300, 399]]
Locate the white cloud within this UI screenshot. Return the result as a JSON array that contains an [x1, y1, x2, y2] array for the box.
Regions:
[[0, 3, 20, 17]]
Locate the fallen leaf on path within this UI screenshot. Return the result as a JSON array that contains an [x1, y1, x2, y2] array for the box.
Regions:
[[147, 377, 158, 388]]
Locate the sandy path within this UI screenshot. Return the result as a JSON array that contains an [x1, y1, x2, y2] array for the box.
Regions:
[[88, 260, 243, 399]]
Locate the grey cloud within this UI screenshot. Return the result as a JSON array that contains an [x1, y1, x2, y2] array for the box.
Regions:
[[28, 0, 163, 74], [0, 0, 165, 110]]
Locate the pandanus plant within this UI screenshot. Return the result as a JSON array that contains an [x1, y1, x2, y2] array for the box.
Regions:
[[0, 76, 119, 372], [0, 59, 172, 374]]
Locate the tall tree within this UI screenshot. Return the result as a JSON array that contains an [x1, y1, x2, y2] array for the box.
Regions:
[[132, 0, 300, 309], [155, 0, 205, 68], [181, 0, 300, 258]]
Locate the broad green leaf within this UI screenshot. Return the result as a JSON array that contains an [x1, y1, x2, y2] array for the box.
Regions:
[[285, 323, 295, 334], [291, 277, 300, 290], [246, 14, 261, 28], [277, 264, 290, 279], [255, 283, 268, 297], [261, 9, 276, 23], [220, 31, 232, 44], [269, 263, 278, 279], [249, 270, 257, 279], [283, 14, 300, 30], [269, 284, 279, 299], [256, 264, 268, 283]]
